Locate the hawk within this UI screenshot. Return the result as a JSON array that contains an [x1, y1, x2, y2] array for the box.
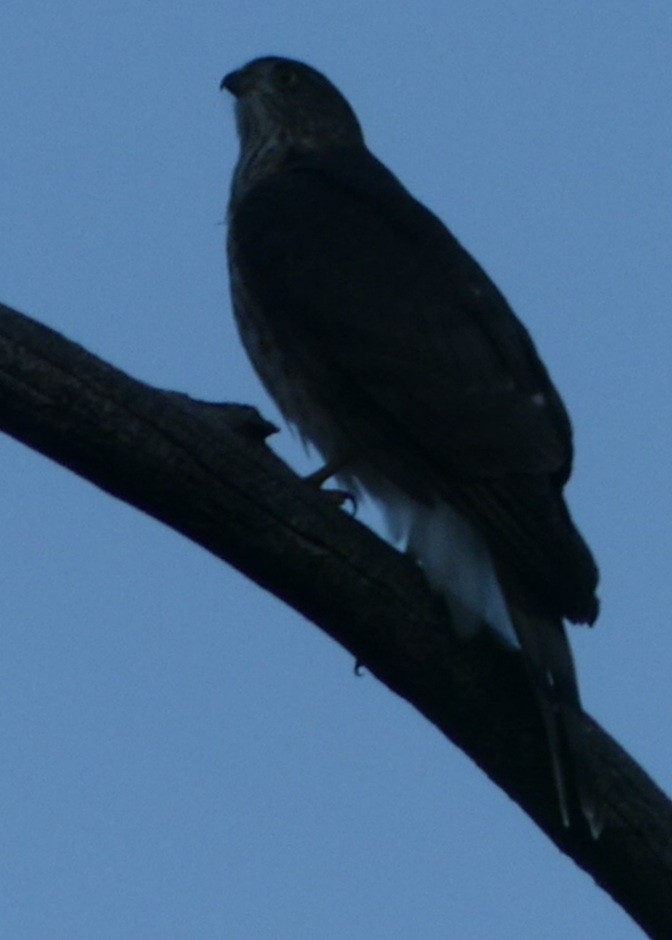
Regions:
[[221, 56, 600, 833]]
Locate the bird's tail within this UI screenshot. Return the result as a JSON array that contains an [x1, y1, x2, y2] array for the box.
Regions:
[[511, 608, 603, 838]]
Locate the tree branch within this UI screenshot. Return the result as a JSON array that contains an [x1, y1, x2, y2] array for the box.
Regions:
[[0, 299, 670, 938]]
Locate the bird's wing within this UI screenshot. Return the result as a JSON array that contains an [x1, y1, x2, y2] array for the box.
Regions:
[[230, 149, 598, 622]]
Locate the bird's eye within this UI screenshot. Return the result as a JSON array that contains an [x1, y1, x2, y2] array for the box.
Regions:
[[274, 66, 299, 90]]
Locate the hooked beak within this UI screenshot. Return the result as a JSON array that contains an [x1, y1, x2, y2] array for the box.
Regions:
[[220, 69, 244, 96]]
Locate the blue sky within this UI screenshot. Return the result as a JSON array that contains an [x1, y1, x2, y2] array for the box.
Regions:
[[1, 3, 671, 937]]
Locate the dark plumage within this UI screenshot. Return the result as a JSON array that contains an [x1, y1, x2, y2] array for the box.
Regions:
[[222, 56, 600, 832]]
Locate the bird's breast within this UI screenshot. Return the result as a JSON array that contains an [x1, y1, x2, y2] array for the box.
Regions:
[[228, 258, 351, 463]]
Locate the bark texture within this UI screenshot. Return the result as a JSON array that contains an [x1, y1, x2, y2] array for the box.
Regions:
[[0, 300, 670, 937]]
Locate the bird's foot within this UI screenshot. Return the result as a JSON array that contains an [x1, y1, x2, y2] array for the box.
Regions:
[[304, 458, 346, 487], [304, 459, 358, 513], [310, 487, 356, 514]]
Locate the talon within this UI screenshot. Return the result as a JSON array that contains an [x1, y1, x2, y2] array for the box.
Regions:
[[326, 489, 358, 514], [304, 458, 346, 488], [303, 458, 358, 512]]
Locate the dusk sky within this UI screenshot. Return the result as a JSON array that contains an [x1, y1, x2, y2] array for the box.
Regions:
[[1, 4, 670, 937]]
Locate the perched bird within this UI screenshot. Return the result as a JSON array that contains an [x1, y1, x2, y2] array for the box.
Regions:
[[222, 56, 600, 833]]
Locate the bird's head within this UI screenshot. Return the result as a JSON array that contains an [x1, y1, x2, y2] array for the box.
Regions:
[[221, 56, 364, 159]]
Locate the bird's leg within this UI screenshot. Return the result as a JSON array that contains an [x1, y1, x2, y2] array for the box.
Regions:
[[304, 456, 358, 513], [304, 457, 347, 487], [327, 488, 358, 513]]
